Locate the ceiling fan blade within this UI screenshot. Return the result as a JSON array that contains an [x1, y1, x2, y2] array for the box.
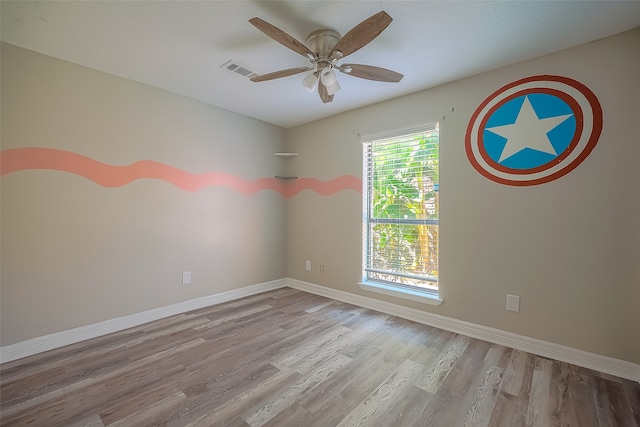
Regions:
[[251, 67, 313, 82], [339, 64, 403, 82], [249, 17, 315, 59], [330, 11, 393, 58], [318, 80, 334, 103]]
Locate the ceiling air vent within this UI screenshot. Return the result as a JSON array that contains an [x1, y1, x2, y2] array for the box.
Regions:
[[220, 60, 259, 79]]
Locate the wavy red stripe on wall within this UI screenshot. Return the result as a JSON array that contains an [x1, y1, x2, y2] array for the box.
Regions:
[[0, 148, 362, 197], [287, 176, 362, 197]]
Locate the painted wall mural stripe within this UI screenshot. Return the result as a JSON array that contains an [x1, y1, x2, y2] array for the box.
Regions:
[[0, 147, 285, 195], [0, 148, 362, 197], [287, 176, 362, 196]]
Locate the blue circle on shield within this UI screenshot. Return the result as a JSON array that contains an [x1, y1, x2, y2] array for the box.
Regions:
[[482, 93, 576, 170]]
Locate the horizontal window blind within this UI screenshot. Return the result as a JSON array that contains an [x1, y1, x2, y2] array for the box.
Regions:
[[363, 126, 439, 290]]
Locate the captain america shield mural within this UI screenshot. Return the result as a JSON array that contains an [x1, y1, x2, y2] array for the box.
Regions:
[[465, 75, 602, 186]]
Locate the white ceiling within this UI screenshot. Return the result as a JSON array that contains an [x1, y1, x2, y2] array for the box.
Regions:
[[2, 1, 640, 129]]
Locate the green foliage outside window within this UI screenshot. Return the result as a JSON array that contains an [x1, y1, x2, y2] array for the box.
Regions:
[[366, 131, 439, 290]]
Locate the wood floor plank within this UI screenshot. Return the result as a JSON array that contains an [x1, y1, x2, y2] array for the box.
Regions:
[[290, 327, 369, 375], [487, 390, 530, 427], [105, 391, 187, 427], [2, 361, 187, 427], [559, 365, 599, 427], [622, 378, 640, 425], [303, 395, 357, 427], [261, 403, 313, 427], [304, 299, 335, 313], [500, 349, 535, 397], [270, 325, 352, 370], [0, 328, 142, 376], [163, 363, 282, 426], [242, 354, 352, 427], [67, 413, 106, 427], [1, 288, 638, 427], [335, 328, 434, 407], [336, 358, 424, 427], [417, 339, 494, 426], [1, 338, 203, 422], [526, 356, 558, 427], [297, 344, 384, 414], [414, 334, 471, 393], [278, 294, 334, 314], [462, 365, 504, 427], [97, 367, 186, 425], [594, 375, 638, 427], [1, 355, 124, 406], [370, 382, 434, 427], [192, 304, 273, 331], [119, 328, 206, 363], [439, 344, 510, 427], [180, 369, 300, 427]]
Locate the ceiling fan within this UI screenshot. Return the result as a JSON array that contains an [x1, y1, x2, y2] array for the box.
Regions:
[[248, 11, 403, 103]]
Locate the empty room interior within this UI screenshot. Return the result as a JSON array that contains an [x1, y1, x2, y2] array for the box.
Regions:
[[1, 1, 639, 426]]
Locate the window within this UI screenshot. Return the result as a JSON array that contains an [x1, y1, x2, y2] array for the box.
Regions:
[[362, 124, 439, 299]]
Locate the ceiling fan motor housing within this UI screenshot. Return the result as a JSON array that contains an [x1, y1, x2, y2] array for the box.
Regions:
[[306, 29, 341, 60]]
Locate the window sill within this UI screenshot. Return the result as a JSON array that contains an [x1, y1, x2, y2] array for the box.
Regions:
[[358, 281, 443, 306]]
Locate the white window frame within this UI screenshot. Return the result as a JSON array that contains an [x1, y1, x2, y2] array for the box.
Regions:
[[359, 124, 442, 306]]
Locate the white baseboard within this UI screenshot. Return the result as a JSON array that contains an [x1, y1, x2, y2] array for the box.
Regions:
[[0, 279, 286, 364], [286, 278, 640, 383]]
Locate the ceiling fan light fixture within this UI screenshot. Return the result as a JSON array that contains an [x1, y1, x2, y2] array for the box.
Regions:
[[320, 67, 341, 95], [320, 67, 337, 86], [325, 79, 341, 96], [302, 72, 319, 92]]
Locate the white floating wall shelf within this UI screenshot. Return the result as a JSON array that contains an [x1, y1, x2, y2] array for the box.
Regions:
[[275, 152, 299, 180]]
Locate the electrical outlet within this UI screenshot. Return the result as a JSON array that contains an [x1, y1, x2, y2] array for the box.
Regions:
[[182, 271, 192, 285], [305, 260, 311, 271], [506, 294, 520, 312], [320, 264, 325, 274]]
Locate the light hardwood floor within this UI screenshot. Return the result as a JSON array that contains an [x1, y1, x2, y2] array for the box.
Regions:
[[1, 288, 639, 426]]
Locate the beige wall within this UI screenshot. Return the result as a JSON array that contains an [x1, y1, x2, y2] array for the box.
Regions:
[[285, 28, 640, 364], [1, 43, 287, 346]]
